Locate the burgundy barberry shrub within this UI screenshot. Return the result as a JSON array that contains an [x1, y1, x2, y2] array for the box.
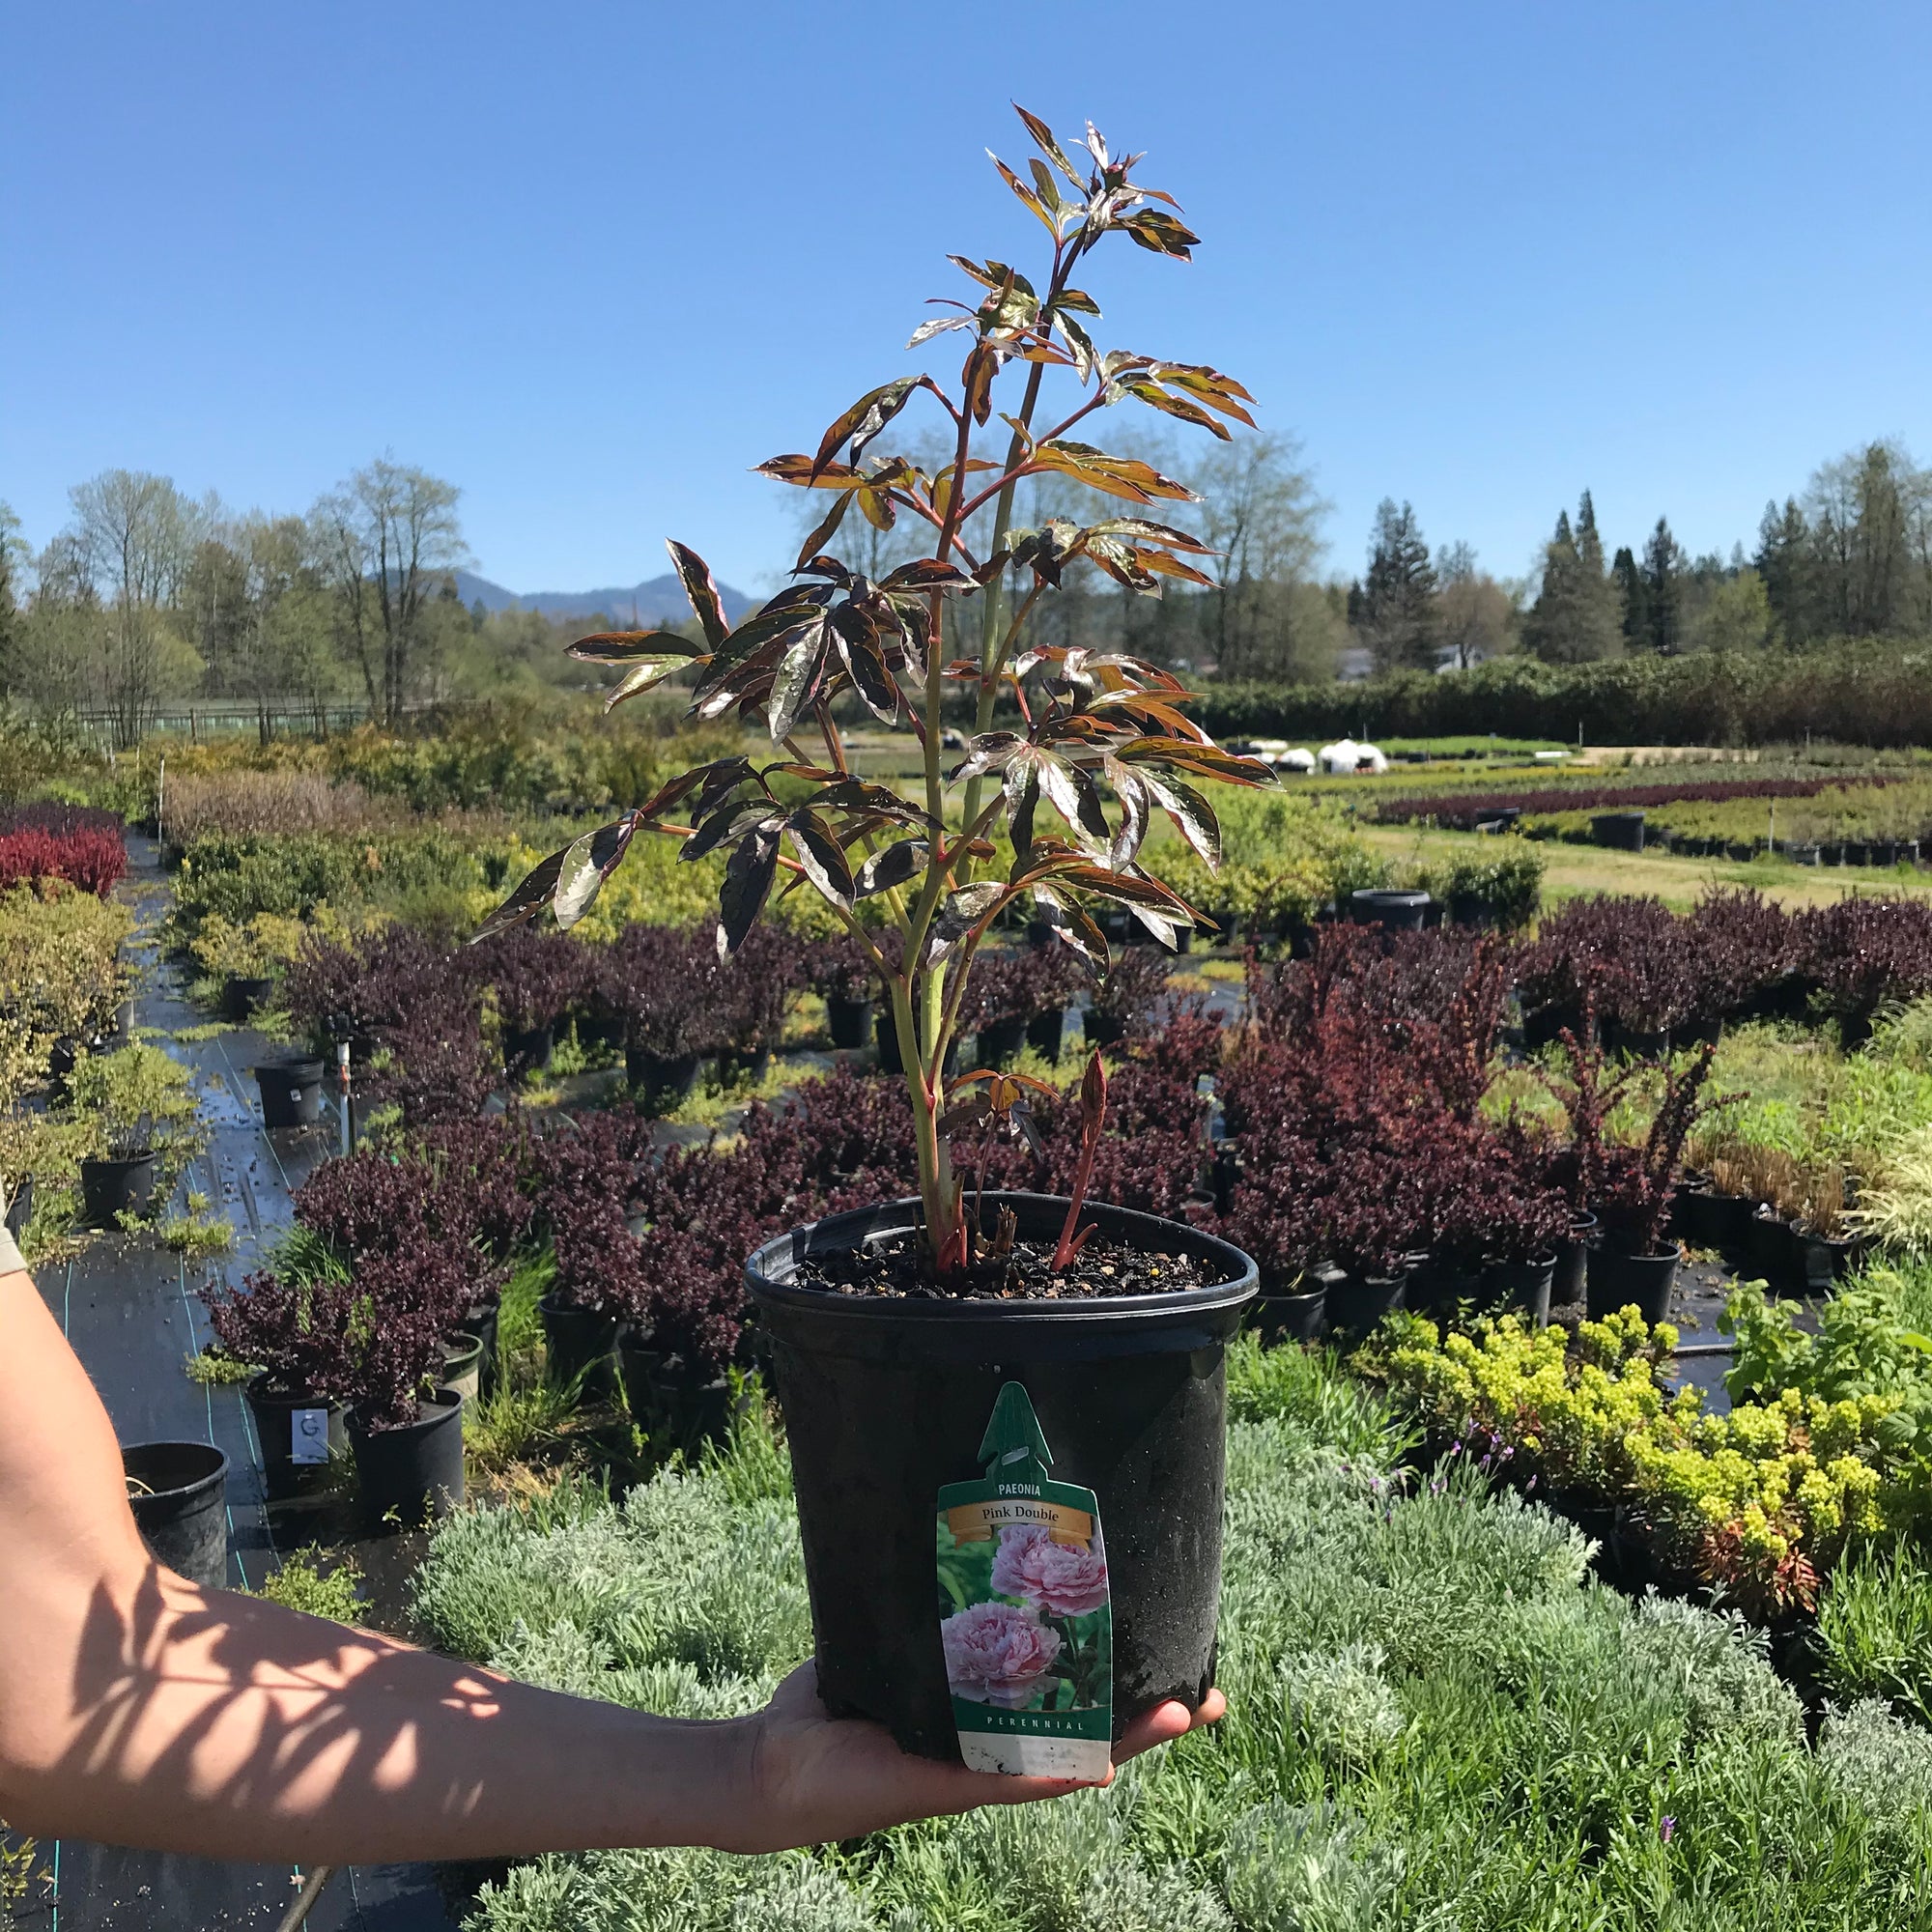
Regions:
[[1797, 896, 1932, 1031], [607, 922, 725, 1059]]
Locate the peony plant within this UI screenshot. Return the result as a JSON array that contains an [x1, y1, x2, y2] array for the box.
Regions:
[[480, 107, 1274, 1275]]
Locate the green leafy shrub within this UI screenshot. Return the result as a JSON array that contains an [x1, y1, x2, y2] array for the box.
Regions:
[[247, 1551, 364, 1624], [65, 1041, 205, 1177], [1372, 1308, 1907, 1613]]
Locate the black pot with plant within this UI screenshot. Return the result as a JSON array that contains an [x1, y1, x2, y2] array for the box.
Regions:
[[480, 108, 1272, 1773], [68, 1041, 204, 1227], [810, 934, 879, 1049]]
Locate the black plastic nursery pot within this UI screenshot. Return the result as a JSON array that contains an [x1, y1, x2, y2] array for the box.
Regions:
[[223, 973, 276, 1023], [1585, 1245, 1679, 1325], [1084, 1009, 1129, 1049], [254, 1058, 325, 1130], [1481, 1255, 1555, 1327], [540, 1293, 620, 1399], [80, 1151, 156, 1225], [348, 1390, 465, 1529], [576, 1012, 627, 1053], [1406, 1254, 1482, 1319], [1349, 888, 1431, 931], [627, 1045, 703, 1113], [720, 1043, 774, 1084], [503, 1021, 555, 1074], [1592, 810, 1647, 852], [746, 1192, 1257, 1761], [466, 1294, 502, 1395], [1747, 1208, 1805, 1297], [977, 1015, 1029, 1067], [1250, 1283, 1327, 1344], [827, 995, 875, 1050], [124, 1441, 230, 1587], [1552, 1213, 1597, 1306], [1025, 1008, 1065, 1062], [618, 1328, 743, 1447], [1324, 1265, 1408, 1338], [440, 1330, 485, 1404], [1601, 1017, 1671, 1060], [245, 1375, 348, 1501], [1797, 1229, 1856, 1293]]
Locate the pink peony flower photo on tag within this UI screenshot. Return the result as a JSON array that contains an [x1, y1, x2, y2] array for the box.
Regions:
[[939, 1599, 1063, 1707], [990, 1522, 1110, 1618]]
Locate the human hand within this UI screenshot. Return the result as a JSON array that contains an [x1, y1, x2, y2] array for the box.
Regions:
[[715, 1662, 1225, 1854]]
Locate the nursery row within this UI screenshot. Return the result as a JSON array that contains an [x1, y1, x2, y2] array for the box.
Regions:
[[1372, 771, 1900, 834], [211, 909, 1932, 1610]]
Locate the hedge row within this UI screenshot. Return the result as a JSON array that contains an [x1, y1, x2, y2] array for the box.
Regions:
[[1194, 640, 1932, 750]]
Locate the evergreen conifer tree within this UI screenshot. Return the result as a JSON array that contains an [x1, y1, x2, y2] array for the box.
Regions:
[[1640, 517, 1685, 653], [1357, 498, 1437, 672]]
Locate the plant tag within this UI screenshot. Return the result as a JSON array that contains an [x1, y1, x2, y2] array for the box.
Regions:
[[291, 1408, 329, 1465], [936, 1381, 1112, 1778]]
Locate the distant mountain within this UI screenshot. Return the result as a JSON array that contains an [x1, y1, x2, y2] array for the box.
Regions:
[[453, 568, 756, 628]]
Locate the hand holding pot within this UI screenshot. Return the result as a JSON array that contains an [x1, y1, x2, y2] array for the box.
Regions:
[[714, 1662, 1225, 1854]]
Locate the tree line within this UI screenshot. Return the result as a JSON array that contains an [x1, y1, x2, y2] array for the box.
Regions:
[[0, 461, 600, 748], [4, 436, 1927, 747], [1350, 440, 1932, 675]]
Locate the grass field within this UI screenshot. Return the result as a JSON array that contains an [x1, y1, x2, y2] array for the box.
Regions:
[[1362, 824, 1932, 911]]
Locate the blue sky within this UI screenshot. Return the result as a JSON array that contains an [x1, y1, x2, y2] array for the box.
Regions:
[[4, 2, 1928, 600]]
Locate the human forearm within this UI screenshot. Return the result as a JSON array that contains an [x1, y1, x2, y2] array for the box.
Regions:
[[0, 1559, 753, 1863]]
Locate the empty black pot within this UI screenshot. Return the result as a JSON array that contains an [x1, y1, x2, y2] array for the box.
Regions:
[[875, 1016, 957, 1079], [245, 1375, 348, 1501], [440, 1330, 484, 1404], [1250, 1284, 1327, 1344], [348, 1390, 465, 1529], [503, 1022, 554, 1074], [827, 995, 875, 1050], [1349, 889, 1431, 931], [540, 1293, 619, 1399], [746, 1192, 1257, 1761], [575, 1013, 627, 1053], [976, 1015, 1028, 1067], [255, 1058, 325, 1129], [1326, 1266, 1409, 1338], [466, 1294, 502, 1396], [1480, 1255, 1556, 1327], [1592, 810, 1647, 852], [628, 1045, 702, 1114], [1747, 1208, 1804, 1296], [223, 974, 275, 1023], [1025, 1007, 1065, 1062], [1552, 1213, 1598, 1306], [1585, 1246, 1679, 1325], [80, 1151, 156, 1225], [124, 1440, 230, 1587]]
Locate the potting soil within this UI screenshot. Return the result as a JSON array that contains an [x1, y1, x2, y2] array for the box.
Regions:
[[802, 1231, 1209, 1300]]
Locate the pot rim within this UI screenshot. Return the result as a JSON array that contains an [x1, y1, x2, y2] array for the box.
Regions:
[[747, 1189, 1257, 1324], [346, 1385, 465, 1436]]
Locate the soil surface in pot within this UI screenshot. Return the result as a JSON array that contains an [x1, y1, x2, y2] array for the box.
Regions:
[[799, 1230, 1209, 1301]]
